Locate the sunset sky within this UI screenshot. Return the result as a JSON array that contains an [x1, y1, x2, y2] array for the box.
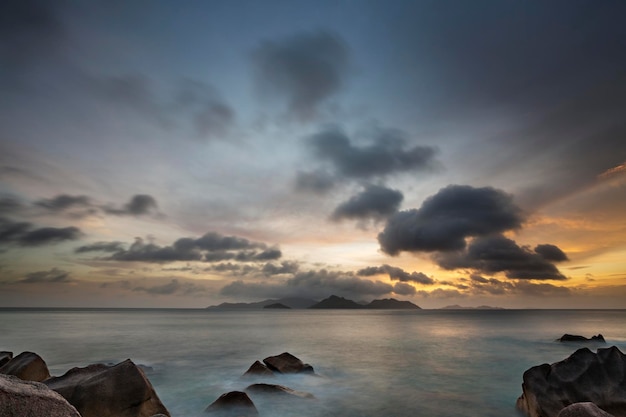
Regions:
[[1, 0, 625, 308]]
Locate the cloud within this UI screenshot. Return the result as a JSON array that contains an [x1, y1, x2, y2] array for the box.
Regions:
[[0, 0, 67, 74], [176, 79, 235, 139], [294, 170, 336, 194], [0, 217, 82, 247], [357, 264, 434, 285], [434, 235, 568, 281], [392, 282, 417, 295], [378, 185, 524, 254], [252, 30, 350, 120], [132, 278, 209, 296], [75, 241, 125, 254], [332, 184, 403, 222], [20, 268, 72, 284], [103, 194, 158, 216], [34, 194, 92, 211], [262, 261, 300, 276], [81, 232, 280, 264], [309, 126, 439, 181], [220, 268, 403, 300], [17, 226, 82, 246], [0, 196, 24, 214], [534, 244, 569, 262]]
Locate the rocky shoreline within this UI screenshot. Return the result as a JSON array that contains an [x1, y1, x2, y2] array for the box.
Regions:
[[3, 339, 625, 417], [0, 350, 319, 417]]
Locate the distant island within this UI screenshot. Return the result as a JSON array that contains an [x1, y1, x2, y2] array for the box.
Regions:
[[440, 304, 505, 310], [207, 295, 421, 310]]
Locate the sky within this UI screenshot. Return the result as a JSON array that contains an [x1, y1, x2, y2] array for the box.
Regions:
[[1, 0, 625, 308]]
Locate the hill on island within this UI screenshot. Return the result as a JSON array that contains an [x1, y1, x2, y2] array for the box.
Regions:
[[309, 295, 421, 310], [207, 295, 421, 310], [206, 297, 316, 310]]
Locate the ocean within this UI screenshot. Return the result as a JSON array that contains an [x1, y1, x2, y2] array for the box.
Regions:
[[2, 309, 625, 417]]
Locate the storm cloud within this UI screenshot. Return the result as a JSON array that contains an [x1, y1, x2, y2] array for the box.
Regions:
[[309, 127, 439, 181], [358, 264, 434, 285], [434, 235, 568, 280], [332, 185, 403, 222], [252, 30, 350, 120], [103, 194, 158, 216], [378, 185, 524, 254]]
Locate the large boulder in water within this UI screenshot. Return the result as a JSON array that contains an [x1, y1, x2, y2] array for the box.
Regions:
[[558, 403, 615, 417], [246, 383, 315, 399], [205, 391, 258, 416], [0, 352, 12, 367], [243, 360, 275, 377], [263, 352, 314, 374], [0, 373, 81, 417], [44, 359, 170, 417], [517, 346, 626, 417], [0, 351, 50, 382]]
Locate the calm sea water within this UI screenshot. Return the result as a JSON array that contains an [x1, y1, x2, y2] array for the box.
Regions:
[[1, 309, 625, 417]]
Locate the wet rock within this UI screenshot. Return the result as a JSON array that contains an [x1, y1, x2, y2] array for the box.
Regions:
[[44, 359, 170, 417], [517, 346, 626, 417], [557, 334, 606, 343], [0, 351, 12, 367], [243, 360, 275, 377], [0, 373, 81, 417], [558, 403, 615, 417], [0, 351, 50, 382], [246, 383, 315, 399], [205, 391, 258, 416], [263, 352, 314, 374]]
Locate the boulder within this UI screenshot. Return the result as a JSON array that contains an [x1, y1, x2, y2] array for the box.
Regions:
[[44, 359, 170, 417], [517, 346, 626, 417], [246, 383, 315, 399], [558, 403, 615, 417], [558, 334, 606, 343], [263, 352, 314, 374], [205, 391, 258, 416], [0, 351, 12, 367], [0, 373, 81, 417], [243, 360, 275, 377], [0, 351, 50, 382]]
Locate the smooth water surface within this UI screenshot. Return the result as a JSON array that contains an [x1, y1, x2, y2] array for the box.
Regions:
[[2, 309, 625, 417]]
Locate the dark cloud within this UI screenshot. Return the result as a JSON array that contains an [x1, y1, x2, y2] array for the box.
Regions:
[[434, 235, 568, 281], [17, 226, 82, 246], [262, 261, 300, 276], [0, 217, 31, 243], [35, 194, 91, 211], [0, 217, 82, 247], [378, 185, 524, 255], [83, 232, 279, 264], [0, 0, 67, 73], [309, 127, 439, 181], [332, 184, 403, 223], [357, 264, 434, 285], [252, 30, 349, 120], [20, 268, 72, 284], [294, 170, 336, 194], [104, 194, 158, 216], [392, 282, 417, 296], [0, 196, 24, 214], [534, 244, 569, 262], [75, 241, 125, 254]]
